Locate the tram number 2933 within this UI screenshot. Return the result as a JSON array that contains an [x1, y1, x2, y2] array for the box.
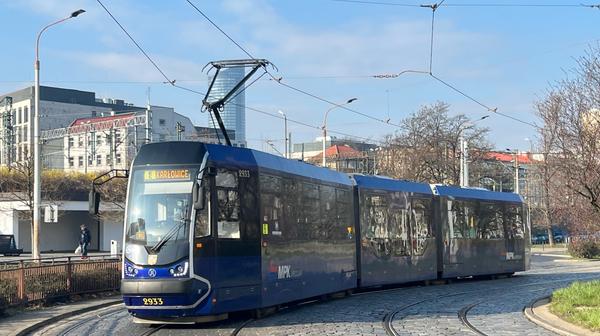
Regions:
[[142, 298, 164, 306]]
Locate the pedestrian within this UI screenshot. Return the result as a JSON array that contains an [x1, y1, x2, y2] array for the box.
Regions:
[[79, 224, 91, 259]]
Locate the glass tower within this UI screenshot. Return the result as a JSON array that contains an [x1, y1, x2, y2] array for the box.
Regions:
[[208, 67, 246, 146]]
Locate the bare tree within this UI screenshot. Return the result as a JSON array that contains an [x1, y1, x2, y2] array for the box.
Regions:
[[536, 44, 600, 235], [379, 102, 492, 184]]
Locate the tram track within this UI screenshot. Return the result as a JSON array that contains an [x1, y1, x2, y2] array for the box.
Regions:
[[382, 272, 600, 336], [30, 262, 600, 336]]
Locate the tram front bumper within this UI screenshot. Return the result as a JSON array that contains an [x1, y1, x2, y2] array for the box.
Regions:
[[121, 278, 212, 315]]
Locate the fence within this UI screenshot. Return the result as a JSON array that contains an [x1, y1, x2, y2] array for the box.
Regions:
[[0, 255, 121, 307]]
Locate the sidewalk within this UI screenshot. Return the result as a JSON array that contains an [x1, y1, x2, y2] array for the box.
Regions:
[[525, 297, 600, 336], [0, 295, 122, 336]]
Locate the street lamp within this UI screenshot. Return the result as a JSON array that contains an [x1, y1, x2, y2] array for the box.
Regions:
[[278, 110, 288, 159], [322, 98, 357, 167], [459, 115, 489, 187], [33, 9, 85, 260], [506, 147, 519, 194]]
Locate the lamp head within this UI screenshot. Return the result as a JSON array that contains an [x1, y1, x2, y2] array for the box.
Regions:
[[347, 98, 358, 104], [71, 9, 86, 18]]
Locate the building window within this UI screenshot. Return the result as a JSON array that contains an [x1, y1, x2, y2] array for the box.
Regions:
[[107, 154, 112, 165], [78, 156, 83, 167], [68, 137, 74, 148], [96, 134, 102, 146], [96, 155, 102, 166], [23, 106, 28, 123], [159, 119, 166, 126], [78, 136, 83, 147], [88, 155, 93, 166], [159, 134, 166, 142], [68, 157, 74, 167], [16, 108, 21, 124], [116, 153, 122, 164], [114, 131, 121, 144]]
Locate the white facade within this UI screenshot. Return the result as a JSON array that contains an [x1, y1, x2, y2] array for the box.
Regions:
[[0, 86, 141, 167], [61, 106, 198, 173]]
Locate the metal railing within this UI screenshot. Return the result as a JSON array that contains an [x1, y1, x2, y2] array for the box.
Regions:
[[0, 255, 121, 307]]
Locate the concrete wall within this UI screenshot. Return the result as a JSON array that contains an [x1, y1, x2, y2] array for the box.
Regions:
[[0, 200, 125, 252], [100, 211, 124, 252], [18, 211, 99, 252]]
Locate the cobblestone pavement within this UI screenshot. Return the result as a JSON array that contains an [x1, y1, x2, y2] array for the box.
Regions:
[[37, 254, 600, 336]]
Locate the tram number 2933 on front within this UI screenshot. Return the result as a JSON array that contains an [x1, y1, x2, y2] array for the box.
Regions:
[[142, 298, 164, 306]]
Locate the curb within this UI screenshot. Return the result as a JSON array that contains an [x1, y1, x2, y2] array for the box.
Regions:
[[524, 296, 599, 336], [14, 299, 123, 336]]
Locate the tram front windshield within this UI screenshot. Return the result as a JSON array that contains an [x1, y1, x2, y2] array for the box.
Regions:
[[125, 167, 198, 265]]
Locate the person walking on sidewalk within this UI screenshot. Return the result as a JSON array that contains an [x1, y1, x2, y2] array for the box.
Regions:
[[79, 224, 91, 259]]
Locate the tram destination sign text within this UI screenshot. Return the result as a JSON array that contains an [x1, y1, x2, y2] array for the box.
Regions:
[[143, 169, 191, 182]]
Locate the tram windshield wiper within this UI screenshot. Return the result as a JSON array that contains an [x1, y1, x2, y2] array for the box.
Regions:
[[149, 209, 189, 254]]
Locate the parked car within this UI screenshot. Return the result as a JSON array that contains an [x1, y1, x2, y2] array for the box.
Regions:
[[532, 234, 549, 244]]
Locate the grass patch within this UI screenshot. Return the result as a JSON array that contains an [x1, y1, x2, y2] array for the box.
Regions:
[[551, 280, 600, 331]]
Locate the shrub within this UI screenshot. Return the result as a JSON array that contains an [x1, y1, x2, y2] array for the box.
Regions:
[[568, 238, 600, 259]]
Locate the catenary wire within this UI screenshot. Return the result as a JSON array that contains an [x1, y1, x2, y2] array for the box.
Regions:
[[93, 0, 328, 143], [184, 0, 406, 129], [96, 0, 174, 85], [185, 0, 256, 60], [330, 0, 600, 8]]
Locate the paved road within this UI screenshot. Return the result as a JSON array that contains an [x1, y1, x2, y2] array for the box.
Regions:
[[34, 251, 600, 336]]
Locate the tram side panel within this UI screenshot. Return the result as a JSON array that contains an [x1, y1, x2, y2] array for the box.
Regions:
[[259, 172, 357, 307], [438, 196, 528, 279], [357, 187, 437, 287]]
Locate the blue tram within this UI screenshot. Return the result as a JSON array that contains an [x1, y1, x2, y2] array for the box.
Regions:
[[120, 142, 530, 323]]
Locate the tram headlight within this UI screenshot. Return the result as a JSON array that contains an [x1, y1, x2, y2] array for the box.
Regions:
[[170, 261, 189, 277], [125, 263, 139, 277]]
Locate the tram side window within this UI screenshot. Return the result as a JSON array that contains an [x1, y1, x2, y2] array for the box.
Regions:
[[411, 198, 432, 255], [302, 183, 321, 240], [320, 185, 336, 240], [260, 174, 283, 238], [447, 200, 477, 239], [504, 205, 525, 239], [284, 178, 303, 240], [388, 192, 410, 257], [336, 188, 352, 240], [194, 180, 210, 237], [365, 194, 388, 240], [478, 203, 504, 239], [216, 169, 241, 239]]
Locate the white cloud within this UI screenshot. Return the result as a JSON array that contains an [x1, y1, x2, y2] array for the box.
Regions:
[[64, 51, 206, 83]]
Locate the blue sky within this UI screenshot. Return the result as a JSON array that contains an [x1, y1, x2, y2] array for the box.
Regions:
[[0, 0, 598, 153]]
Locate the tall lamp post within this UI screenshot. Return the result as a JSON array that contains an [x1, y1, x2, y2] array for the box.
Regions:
[[278, 110, 288, 159], [459, 115, 489, 187], [33, 9, 85, 260], [506, 148, 520, 194], [322, 98, 357, 167]]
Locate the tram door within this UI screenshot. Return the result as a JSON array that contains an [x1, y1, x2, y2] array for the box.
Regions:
[[213, 168, 261, 302]]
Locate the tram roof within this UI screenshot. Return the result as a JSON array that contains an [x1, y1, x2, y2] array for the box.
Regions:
[[205, 144, 353, 186], [351, 174, 433, 195], [433, 185, 524, 203]]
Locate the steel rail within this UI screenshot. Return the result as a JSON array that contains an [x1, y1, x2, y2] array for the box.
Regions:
[[383, 272, 600, 336]]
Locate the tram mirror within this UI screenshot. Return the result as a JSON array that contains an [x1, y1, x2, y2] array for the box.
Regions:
[[193, 182, 205, 210], [89, 190, 100, 215]]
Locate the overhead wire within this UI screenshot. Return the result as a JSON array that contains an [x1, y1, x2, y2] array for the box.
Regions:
[[95, 0, 376, 145], [184, 0, 405, 129], [330, 0, 600, 8], [96, 0, 174, 85]]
